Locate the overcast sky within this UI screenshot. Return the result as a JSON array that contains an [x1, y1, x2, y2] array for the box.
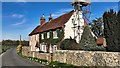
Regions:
[[2, 2, 118, 41]]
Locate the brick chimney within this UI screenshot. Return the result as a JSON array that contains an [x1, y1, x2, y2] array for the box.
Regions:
[[49, 14, 52, 22], [40, 14, 46, 25]]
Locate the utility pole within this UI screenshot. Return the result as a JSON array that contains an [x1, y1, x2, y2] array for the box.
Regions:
[[118, 1, 120, 11], [19, 35, 22, 45]]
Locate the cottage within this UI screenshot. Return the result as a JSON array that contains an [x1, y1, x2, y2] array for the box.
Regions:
[[29, 0, 102, 53]]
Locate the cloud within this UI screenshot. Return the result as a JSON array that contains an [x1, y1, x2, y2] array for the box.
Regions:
[[17, 0, 26, 2], [11, 14, 24, 18], [46, 8, 73, 18], [56, 8, 73, 14], [12, 18, 26, 26]]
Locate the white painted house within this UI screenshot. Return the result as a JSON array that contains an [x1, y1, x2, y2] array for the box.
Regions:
[[29, 0, 94, 53]]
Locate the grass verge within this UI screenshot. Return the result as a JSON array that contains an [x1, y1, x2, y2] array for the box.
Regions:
[[1, 45, 14, 54]]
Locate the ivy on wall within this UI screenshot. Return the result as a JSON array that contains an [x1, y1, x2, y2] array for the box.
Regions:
[[39, 27, 64, 45]]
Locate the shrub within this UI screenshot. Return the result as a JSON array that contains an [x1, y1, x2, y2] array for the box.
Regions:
[[87, 46, 106, 51], [17, 44, 22, 53], [60, 39, 80, 50], [80, 26, 98, 50]]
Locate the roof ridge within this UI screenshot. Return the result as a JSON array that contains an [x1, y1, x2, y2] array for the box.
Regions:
[[29, 10, 74, 36]]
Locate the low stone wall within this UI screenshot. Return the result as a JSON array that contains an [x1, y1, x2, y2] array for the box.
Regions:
[[22, 46, 30, 57], [22, 46, 120, 66], [53, 50, 120, 66], [35, 52, 51, 62], [22, 46, 51, 62]]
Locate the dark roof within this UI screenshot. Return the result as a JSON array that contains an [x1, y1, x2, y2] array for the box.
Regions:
[[29, 10, 74, 36]]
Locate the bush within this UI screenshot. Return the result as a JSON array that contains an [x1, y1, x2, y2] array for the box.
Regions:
[[2, 45, 13, 53], [17, 44, 22, 53], [79, 26, 106, 51], [87, 46, 106, 51], [60, 39, 80, 50]]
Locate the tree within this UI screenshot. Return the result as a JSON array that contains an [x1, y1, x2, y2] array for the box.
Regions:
[[89, 17, 104, 37], [117, 10, 120, 50], [22, 40, 29, 46], [103, 9, 120, 52], [80, 26, 97, 50]]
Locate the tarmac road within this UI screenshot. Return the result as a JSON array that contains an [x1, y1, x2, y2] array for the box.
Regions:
[[2, 47, 47, 68]]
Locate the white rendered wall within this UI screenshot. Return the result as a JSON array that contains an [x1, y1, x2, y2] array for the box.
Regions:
[[29, 34, 39, 51], [64, 10, 84, 43]]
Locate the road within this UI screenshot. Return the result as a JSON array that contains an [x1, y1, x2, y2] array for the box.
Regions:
[[2, 47, 47, 68]]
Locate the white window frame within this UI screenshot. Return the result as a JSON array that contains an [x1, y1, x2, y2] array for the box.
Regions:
[[54, 45, 57, 51], [41, 34, 44, 39], [36, 34, 39, 41], [53, 31, 58, 39], [47, 32, 50, 38]]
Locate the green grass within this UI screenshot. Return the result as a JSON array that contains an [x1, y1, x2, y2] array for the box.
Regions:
[[27, 57, 48, 64], [0, 45, 2, 54], [1, 45, 14, 54], [17, 53, 49, 65], [49, 61, 77, 68]]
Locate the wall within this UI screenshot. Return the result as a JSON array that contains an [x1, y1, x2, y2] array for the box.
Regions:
[[53, 50, 120, 66], [22, 46, 31, 57], [22, 46, 51, 62], [29, 34, 39, 51], [35, 52, 51, 62], [22, 46, 120, 66], [64, 11, 84, 43]]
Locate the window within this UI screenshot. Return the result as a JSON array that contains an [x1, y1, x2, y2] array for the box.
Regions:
[[41, 34, 44, 39], [47, 32, 50, 38], [36, 34, 39, 41], [53, 31, 58, 39]]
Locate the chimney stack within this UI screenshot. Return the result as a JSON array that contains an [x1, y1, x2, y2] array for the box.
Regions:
[[40, 14, 46, 25], [49, 14, 52, 22]]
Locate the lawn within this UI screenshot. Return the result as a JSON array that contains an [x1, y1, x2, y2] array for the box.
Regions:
[[0, 45, 14, 54], [0, 45, 2, 54]]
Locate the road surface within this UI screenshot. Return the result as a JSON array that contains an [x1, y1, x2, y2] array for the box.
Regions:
[[2, 47, 47, 67]]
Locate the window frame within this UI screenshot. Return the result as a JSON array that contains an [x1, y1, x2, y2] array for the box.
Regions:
[[47, 32, 50, 38], [41, 33, 44, 39], [53, 31, 58, 39]]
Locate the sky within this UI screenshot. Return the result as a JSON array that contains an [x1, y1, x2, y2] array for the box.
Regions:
[[2, 2, 119, 41]]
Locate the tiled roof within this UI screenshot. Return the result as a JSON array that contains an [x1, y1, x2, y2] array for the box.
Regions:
[[29, 10, 74, 36]]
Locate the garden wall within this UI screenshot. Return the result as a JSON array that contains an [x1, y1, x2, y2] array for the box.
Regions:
[[22, 46, 51, 62], [22, 46, 120, 66], [53, 50, 120, 66]]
